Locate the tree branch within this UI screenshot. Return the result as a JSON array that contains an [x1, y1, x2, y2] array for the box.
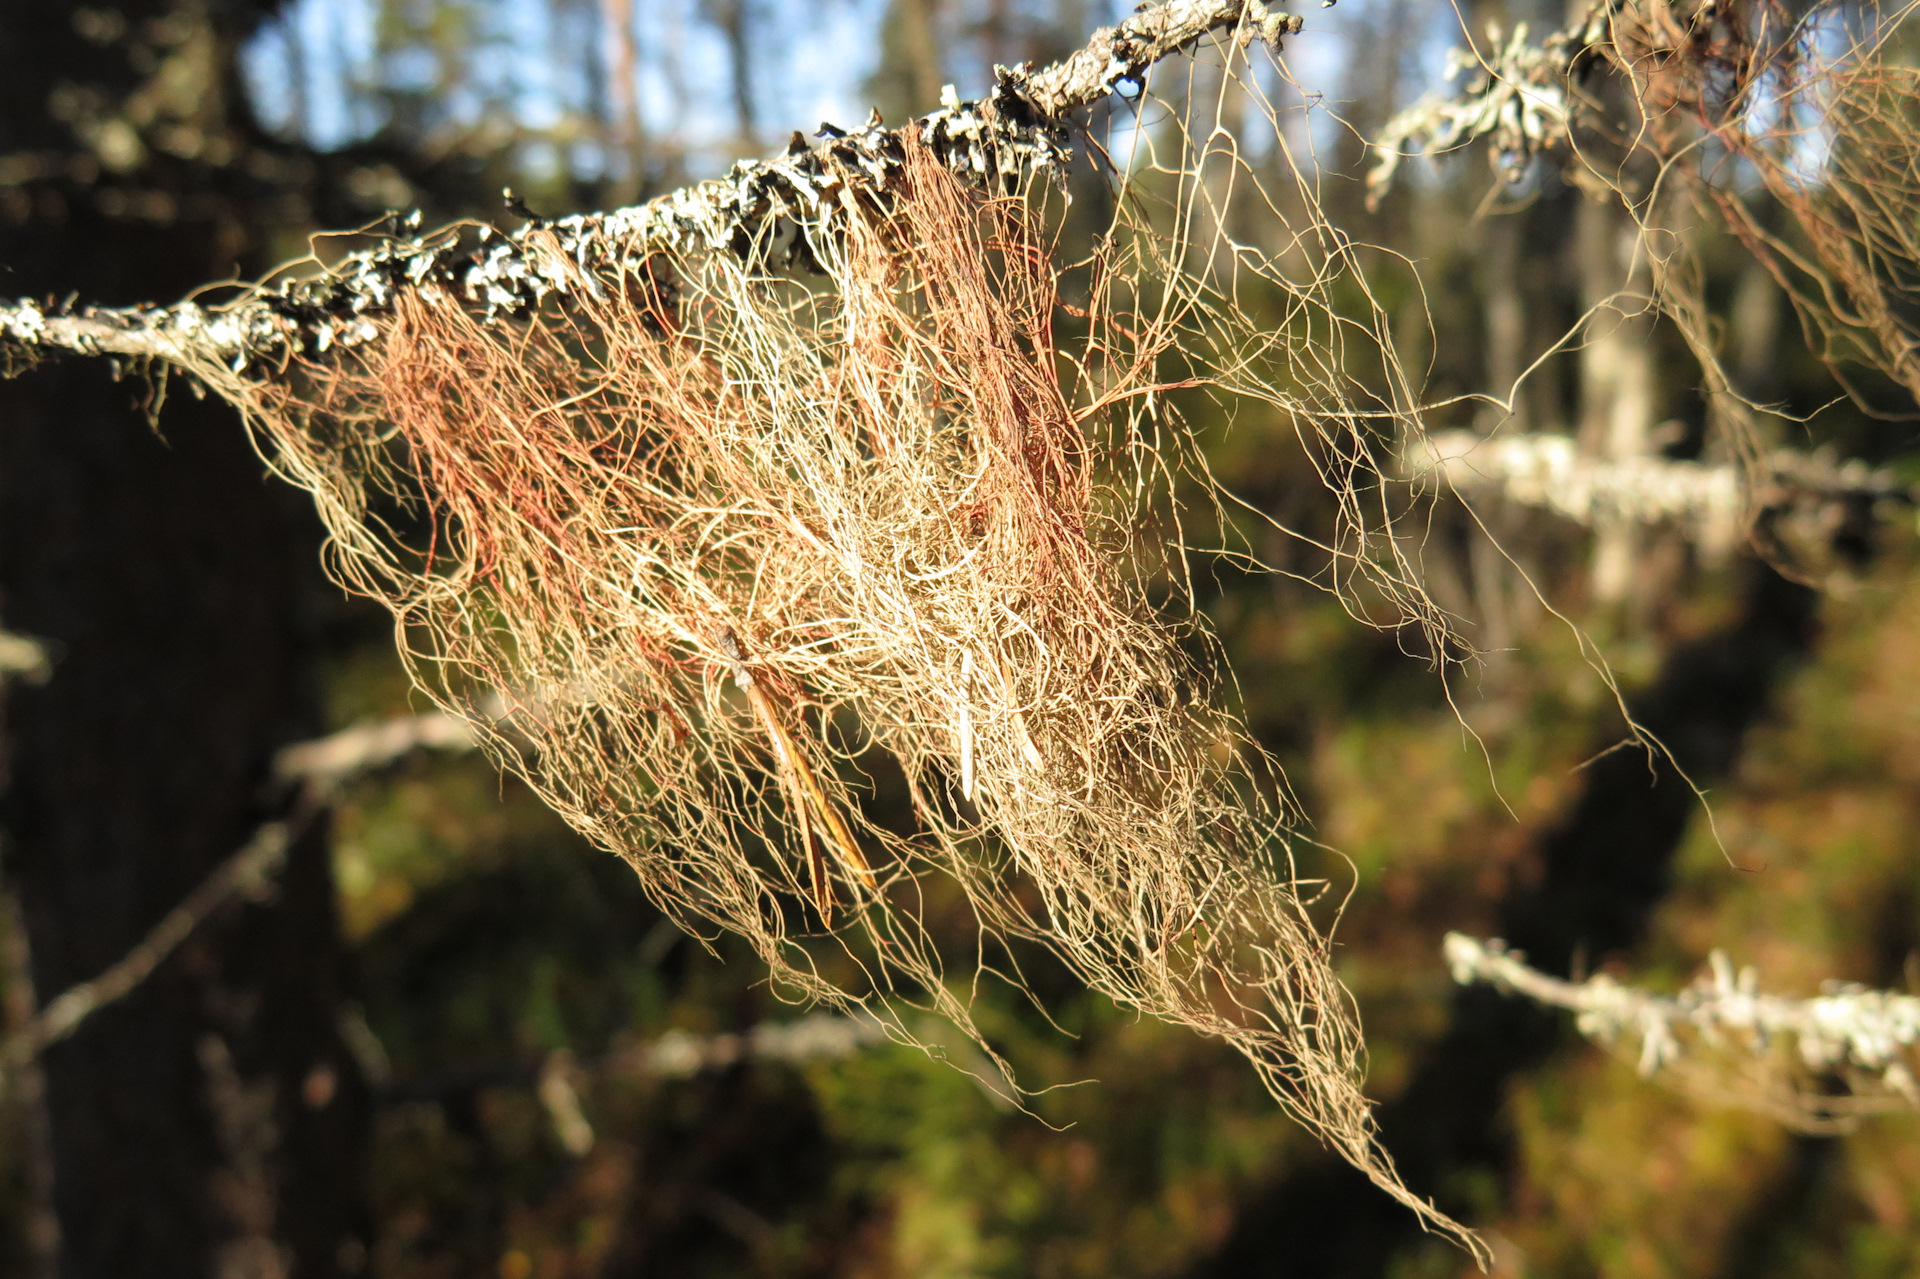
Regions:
[[0, 815, 304, 1076], [0, 712, 487, 1081], [1409, 429, 1916, 551], [272, 711, 476, 794], [1445, 932, 1920, 1115], [0, 0, 1306, 374], [609, 1011, 891, 1079], [535, 1015, 895, 1156]]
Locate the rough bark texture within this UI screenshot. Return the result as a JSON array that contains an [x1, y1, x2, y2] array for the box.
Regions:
[[0, 2, 369, 1274]]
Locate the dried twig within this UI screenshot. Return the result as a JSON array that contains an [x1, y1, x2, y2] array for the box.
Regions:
[[717, 628, 874, 922]]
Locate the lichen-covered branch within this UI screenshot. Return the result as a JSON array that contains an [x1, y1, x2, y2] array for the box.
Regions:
[[1019, 0, 1303, 115], [1409, 428, 1743, 547], [0, 0, 1304, 374], [1408, 430, 1915, 555], [1364, 0, 1799, 204], [1445, 933, 1920, 1123], [1366, 13, 1601, 204]]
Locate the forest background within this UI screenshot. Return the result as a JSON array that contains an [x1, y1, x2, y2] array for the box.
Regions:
[[0, 0, 1917, 1275]]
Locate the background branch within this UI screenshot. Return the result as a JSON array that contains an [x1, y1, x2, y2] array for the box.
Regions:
[[0, 711, 484, 1083], [1445, 932, 1920, 1125], [0, 814, 304, 1078]]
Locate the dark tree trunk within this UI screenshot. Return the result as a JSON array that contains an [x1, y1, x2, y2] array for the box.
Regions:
[[0, 2, 369, 1275]]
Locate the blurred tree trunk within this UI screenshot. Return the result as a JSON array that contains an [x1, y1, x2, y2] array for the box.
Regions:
[[868, 0, 946, 124], [0, 2, 369, 1275], [703, 0, 760, 149], [601, 0, 647, 203]]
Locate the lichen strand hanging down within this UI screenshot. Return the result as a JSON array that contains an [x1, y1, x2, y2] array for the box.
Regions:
[[242, 134, 1471, 1253], [0, 1, 1480, 1256]]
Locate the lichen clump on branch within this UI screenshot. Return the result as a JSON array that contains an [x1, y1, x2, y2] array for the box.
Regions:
[[0, 1, 1480, 1257]]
